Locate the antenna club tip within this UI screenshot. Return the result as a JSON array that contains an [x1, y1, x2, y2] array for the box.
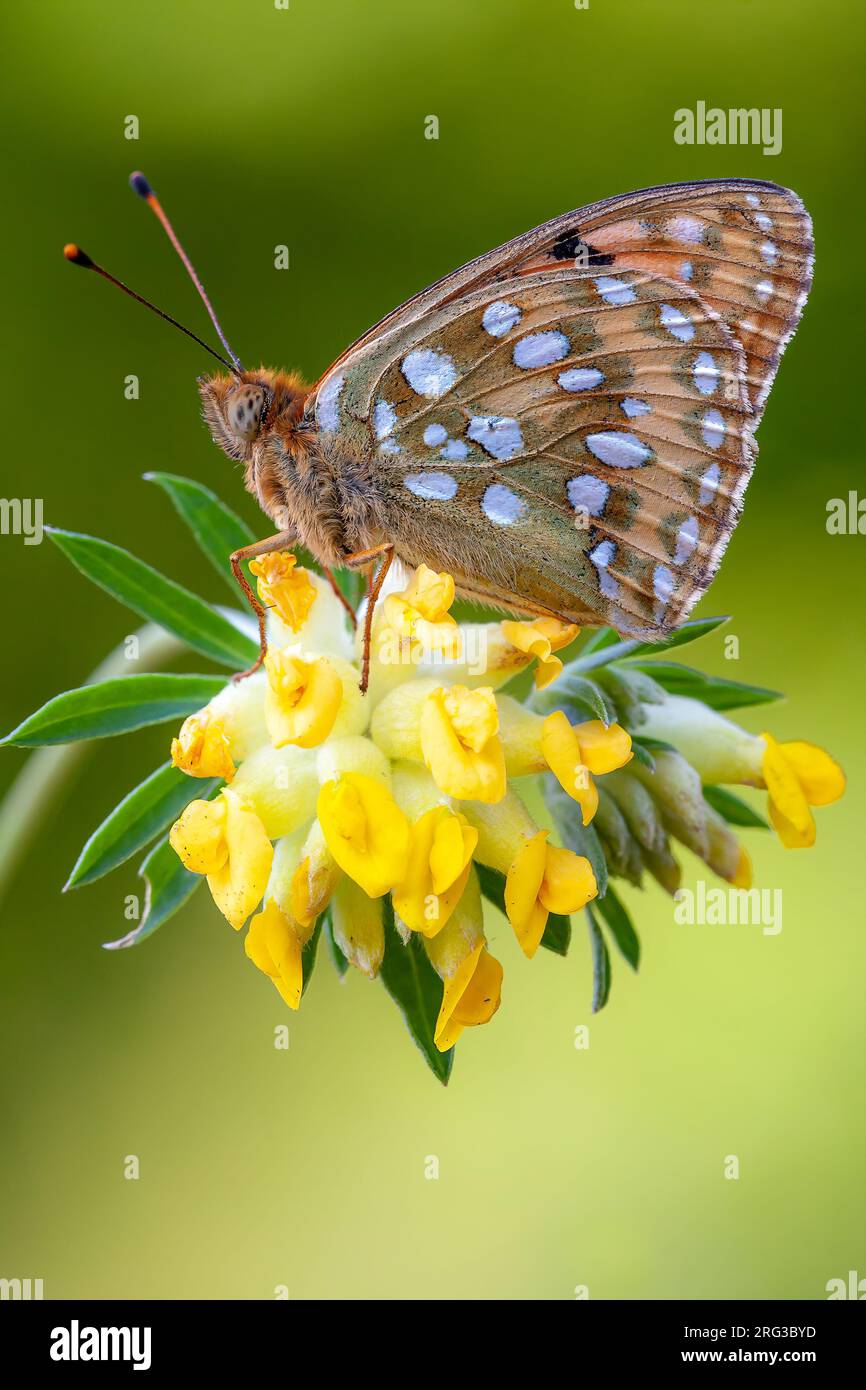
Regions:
[[129, 171, 153, 199], [63, 243, 94, 268]]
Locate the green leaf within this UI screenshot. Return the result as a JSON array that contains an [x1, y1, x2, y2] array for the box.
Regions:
[[578, 626, 620, 656], [624, 660, 782, 711], [46, 527, 257, 669], [476, 862, 570, 955], [530, 668, 616, 723], [145, 472, 255, 593], [323, 910, 349, 977], [66, 763, 219, 888], [633, 735, 677, 755], [103, 833, 202, 949], [595, 883, 640, 970], [301, 918, 323, 997], [2, 673, 227, 747], [585, 904, 611, 1012], [379, 898, 453, 1084], [543, 776, 608, 898], [572, 616, 729, 674], [704, 785, 770, 829]]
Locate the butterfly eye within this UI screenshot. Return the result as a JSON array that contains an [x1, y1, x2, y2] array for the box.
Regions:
[[226, 384, 265, 440]]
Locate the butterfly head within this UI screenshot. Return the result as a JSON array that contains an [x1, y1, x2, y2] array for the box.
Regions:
[[198, 369, 309, 463]]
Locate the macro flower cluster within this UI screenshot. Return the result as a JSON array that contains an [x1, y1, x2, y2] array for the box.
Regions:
[[2, 475, 845, 1082], [167, 556, 622, 1051]]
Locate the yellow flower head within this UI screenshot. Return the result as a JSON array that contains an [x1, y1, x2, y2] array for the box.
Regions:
[[171, 708, 236, 782], [501, 617, 580, 690], [264, 649, 342, 749], [250, 551, 316, 632], [169, 788, 273, 930], [435, 942, 503, 1052], [245, 899, 304, 1010], [393, 805, 478, 936], [382, 563, 461, 659], [420, 685, 506, 803], [317, 771, 410, 898], [504, 830, 597, 957], [541, 711, 632, 824], [761, 732, 845, 848]]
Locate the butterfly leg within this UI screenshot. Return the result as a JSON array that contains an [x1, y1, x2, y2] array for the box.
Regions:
[[321, 566, 358, 628], [344, 542, 395, 694], [229, 529, 297, 682]]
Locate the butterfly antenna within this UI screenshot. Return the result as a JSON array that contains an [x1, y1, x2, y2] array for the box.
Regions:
[[62, 244, 238, 374], [129, 171, 245, 374]]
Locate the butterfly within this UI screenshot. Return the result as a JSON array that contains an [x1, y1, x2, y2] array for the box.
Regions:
[[67, 176, 813, 689]]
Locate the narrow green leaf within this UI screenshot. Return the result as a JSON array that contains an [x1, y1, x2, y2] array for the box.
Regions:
[[633, 735, 677, 755], [145, 472, 255, 593], [46, 527, 257, 668], [379, 898, 453, 1084], [704, 785, 770, 829], [2, 673, 227, 747], [67, 763, 219, 889], [301, 918, 323, 997], [476, 862, 570, 955], [544, 776, 608, 898], [103, 833, 202, 949], [624, 660, 782, 711], [323, 910, 349, 977], [530, 669, 616, 723], [578, 626, 620, 656], [586, 904, 611, 1012], [572, 616, 729, 674], [595, 883, 640, 970]]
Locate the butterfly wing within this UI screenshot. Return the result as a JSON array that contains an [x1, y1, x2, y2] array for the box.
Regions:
[[309, 180, 812, 636]]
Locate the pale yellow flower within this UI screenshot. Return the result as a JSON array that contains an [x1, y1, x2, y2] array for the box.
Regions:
[[420, 685, 506, 802], [171, 708, 236, 782], [250, 550, 316, 631], [169, 788, 273, 930], [264, 649, 342, 749], [501, 617, 580, 690]]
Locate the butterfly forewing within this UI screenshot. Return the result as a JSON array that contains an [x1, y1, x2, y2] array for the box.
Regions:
[[309, 180, 811, 638]]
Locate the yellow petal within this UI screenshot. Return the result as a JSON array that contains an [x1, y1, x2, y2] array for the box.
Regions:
[[540, 711, 599, 825], [171, 708, 236, 782], [538, 844, 598, 915], [264, 651, 342, 749], [393, 806, 476, 936], [504, 830, 549, 957], [420, 687, 506, 803], [317, 772, 410, 897], [169, 796, 228, 875], [206, 790, 274, 930], [245, 900, 303, 1010], [768, 795, 816, 849], [501, 618, 579, 690], [434, 943, 503, 1051], [250, 551, 316, 632], [774, 738, 846, 807], [573, 718, 633, 774], [731, 844, 753, 889], [762, 733, 814, 841]]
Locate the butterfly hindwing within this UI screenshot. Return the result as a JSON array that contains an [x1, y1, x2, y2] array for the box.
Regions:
[[309, 180, 811, 636]]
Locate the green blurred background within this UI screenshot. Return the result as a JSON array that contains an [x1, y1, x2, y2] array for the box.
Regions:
[[1, 0, 863, 1300]]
